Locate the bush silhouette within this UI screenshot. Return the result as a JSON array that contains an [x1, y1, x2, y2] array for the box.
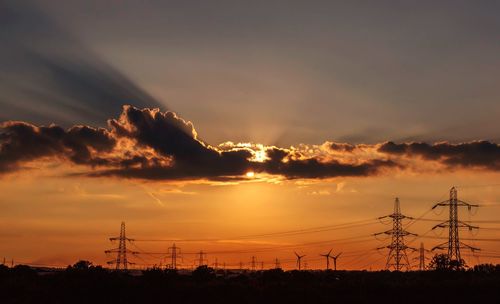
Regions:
[[192, 265, 215, 282]]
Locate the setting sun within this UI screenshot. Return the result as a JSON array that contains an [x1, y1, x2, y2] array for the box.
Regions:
[[246, 171, 255, 178]]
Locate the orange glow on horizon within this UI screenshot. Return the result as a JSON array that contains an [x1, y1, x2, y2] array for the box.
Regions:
[[0, 163, 499, 270]]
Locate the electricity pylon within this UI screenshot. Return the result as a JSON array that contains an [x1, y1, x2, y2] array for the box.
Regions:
[[418, 242, 425, 270], [197, 251, 207, 267], [168, 243, 181, 270], [414, 242, 430, 271], [431, 187, 479, 266], [320, 249, 332, 270], [274, 258, 281, 269], [330, 252, 342, 271], [251, 256, 256, 271], [375, 198, 416, 271], [105, 222, 138, 270], [294, 252, 305, 270]]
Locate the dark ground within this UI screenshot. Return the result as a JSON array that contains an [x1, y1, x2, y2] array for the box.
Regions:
[[1, 263, 499, 304]]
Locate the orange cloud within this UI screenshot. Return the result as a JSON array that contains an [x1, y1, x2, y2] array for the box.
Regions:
[[1, 106, 499, 182]]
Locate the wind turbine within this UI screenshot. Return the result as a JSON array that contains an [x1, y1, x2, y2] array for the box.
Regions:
[[330, 252, 342, 271], [320, 249, 333, 270], [294, 252, 306, 270]]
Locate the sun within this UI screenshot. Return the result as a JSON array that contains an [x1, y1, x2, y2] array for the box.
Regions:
[[252, 149, 267, 162], [246, 171, 255, 178]]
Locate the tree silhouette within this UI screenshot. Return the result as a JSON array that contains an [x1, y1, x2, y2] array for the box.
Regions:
[[428, 254, 466, 271]]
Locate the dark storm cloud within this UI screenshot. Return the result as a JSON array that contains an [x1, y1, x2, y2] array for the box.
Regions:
[[2, 107, 499, 180], [0, 1, 162, 126], [260, 157, 398, 179], [253, 146, 396, 179], [379, 141, 500, 170], [107, 106, 254, 178], [92, 158, 396, 181], [0, 106, 396, 180], [0, 121, 115, 173], [101, 106, 398, 180]]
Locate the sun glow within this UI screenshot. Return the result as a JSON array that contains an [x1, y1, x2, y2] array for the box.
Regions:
[[246, 171, 255, 178], [252, 149, 267, 162]]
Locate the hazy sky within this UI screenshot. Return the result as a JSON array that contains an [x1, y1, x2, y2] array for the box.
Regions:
[[0, 0, 499, 270], [2, 0, 499, 145]]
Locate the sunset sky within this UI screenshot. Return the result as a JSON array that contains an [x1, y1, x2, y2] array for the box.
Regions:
[[1, 0, 499, 270]]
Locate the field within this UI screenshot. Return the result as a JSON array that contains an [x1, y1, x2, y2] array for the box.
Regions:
[[1, 263, 499, 304]]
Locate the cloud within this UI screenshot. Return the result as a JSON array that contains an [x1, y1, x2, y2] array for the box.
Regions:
[[99, 106, 396, 180], [0, 121, 115, 173], [378, 141, 500, 170], [259, 155, 398, 179], [330, 143, 356, 152], [1, 106, 499, 181], [103, 106, 254, 179]]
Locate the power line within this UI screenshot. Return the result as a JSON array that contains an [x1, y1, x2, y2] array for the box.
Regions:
[[132, 219, 378, 242], [129, 235, 375, 257], [421, 235, 500, 242], [191, 235, 375, 255], [97, 188, 498, 271]]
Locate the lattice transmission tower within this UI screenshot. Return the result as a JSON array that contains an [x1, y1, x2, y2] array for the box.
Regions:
[[167, 243, 181, 270], [105, 222, 138, 270], [274, 258, 281, 269], [413, 242, 430, 271], [431, 187, 479, 267], [251, 256, 256, 271], [197, 251, 207, 267], [418, 242, 425, 270], [376, 198, 416, 271]]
